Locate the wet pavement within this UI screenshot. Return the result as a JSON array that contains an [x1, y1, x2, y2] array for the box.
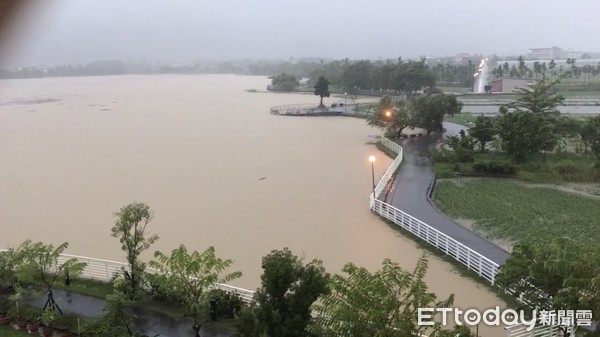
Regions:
[[382, 122, 510, 265], [28, 289, 233, 337]]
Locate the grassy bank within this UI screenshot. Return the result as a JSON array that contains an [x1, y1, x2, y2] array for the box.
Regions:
[[433, 179, 600, 248], [433, 151, 600, 183], [443, 113, 481, 126], [0, 325, 29, 336]]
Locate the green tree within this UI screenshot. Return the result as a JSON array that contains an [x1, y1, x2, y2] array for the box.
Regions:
[[468, 116, 496, 152], [447, 130, 475, 162], [507, 79, 565, 115], [313, 76, 330, 107], [110, 202, 159, 300], [366, 96, 393, 127], [0, 243, 29, 315], [270, 73, 299, 91], [0, 244, 27, 291], [391, 59, 436, 97], [235, 248, 330, 337], [367, 96, 411, 138], [342, 60, 373, 90], [80, 293, 143, 337], [149, 245, 242, 332], [309, 256, 454, 337], [496, 80, 565, 161], [410, 93, 462, 134], [16, 241, 86, 316], [495, 107, 557, 162], [581, 116, 600, 162], [495, 237, 600, 327]]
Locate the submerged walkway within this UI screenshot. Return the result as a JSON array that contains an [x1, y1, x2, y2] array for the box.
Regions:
[[28, 290, 233, 337], [381, 122, 510, 265]]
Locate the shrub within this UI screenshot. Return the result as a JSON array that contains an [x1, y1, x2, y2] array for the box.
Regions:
[[144, 273, 182, 304], [434, 164, 454, 178], [472, 160, 519, 175], [554, 160, 580, 178], [431, 148, 455, 163], [206, 289, 244, 319], [454, 147, 475, 163], [520, 161, 544, 172]]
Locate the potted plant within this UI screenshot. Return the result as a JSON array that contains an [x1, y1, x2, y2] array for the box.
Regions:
[[7, 299, 26, 330], [0, 297, 11, 325], [40, 310, 57, 337], [54, 313, 73, 337], [27, 320, 40, 334]]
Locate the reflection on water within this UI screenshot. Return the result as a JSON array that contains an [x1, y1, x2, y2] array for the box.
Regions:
[[0, 74, 505, 336]]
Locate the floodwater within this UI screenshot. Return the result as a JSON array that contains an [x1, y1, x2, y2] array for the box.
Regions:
[[0, 75, 506, 336]]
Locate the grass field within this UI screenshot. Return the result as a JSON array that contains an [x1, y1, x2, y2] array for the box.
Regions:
[[433, 179, 600, 248], [433, 149, 600, 183], [443, 113, 480, 126], [0, 325, 29, 337]]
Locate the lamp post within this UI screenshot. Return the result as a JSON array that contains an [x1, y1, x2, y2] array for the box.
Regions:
[[368, 155, 376, 198], [344, 92, 347, 113]]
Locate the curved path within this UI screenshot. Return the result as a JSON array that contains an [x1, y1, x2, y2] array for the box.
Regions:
[[381, 122, 510, 265]]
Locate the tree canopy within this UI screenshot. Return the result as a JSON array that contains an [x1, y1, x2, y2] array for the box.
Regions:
[[507, 79, 565, 115], [468, 116, 496, 152], [309, 256, 454, 337], [149, 245, 242, 329], [270, 73, 299, 91], [314, 76, 330, 107], [411, 93, 462, 134], [235, 248, 330, 337], [495, 237, 600, 321], [110, 202, 159, 299]]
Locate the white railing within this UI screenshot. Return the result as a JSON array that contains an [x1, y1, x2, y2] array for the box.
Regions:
[[0, 249, 255, 303], [56, 253, 256, 303], [370, 137, 499, 283], [371, 137, 403, 206], [371, 137, 580, 337], [505, 323, 577, 337]]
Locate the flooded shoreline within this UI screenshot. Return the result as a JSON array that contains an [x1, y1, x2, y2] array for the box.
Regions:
[[1, 74, 506, 337]]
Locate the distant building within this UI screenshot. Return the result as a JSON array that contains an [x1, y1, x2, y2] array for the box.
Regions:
[[489, 78, 534, 93], [564, 50, 584, 59], [527, 47, 564, 60]]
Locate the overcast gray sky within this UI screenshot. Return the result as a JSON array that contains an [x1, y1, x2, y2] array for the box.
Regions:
[[2, 0, 599, 67]]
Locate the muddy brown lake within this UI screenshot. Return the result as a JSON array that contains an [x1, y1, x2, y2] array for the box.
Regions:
[[0, 74, 506, 336]]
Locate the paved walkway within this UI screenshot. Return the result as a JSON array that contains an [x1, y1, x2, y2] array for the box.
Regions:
[[381, 122, 510, 265], [29, 290, 232, 337]]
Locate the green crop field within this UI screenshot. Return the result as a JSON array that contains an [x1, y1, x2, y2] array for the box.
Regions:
[[433, 179, 600, 248]]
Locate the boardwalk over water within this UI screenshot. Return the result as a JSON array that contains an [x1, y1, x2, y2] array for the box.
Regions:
[[270, 103, 353, 116]]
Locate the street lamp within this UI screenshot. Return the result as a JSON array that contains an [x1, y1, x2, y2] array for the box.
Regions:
[[344, 92, 347, 113], [385, 110, 392, 119], [368, 155, 376, 197]]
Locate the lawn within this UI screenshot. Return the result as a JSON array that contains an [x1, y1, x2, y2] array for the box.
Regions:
[[433, 179, 600, 248], [444, 113, 480, 126], [0, 325, 29, 336], [433, 150, 600, 183]]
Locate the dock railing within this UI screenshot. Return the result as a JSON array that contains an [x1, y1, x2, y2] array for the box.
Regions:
[[0, 249, 255, 303]]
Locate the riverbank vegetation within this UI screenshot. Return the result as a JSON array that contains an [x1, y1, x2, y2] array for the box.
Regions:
[[495, 238, 600, 335], [431, 80, 600, 182], [1, 202, 480, 337], [434, 179, 600, 248], [6, 54, 600, 96]]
